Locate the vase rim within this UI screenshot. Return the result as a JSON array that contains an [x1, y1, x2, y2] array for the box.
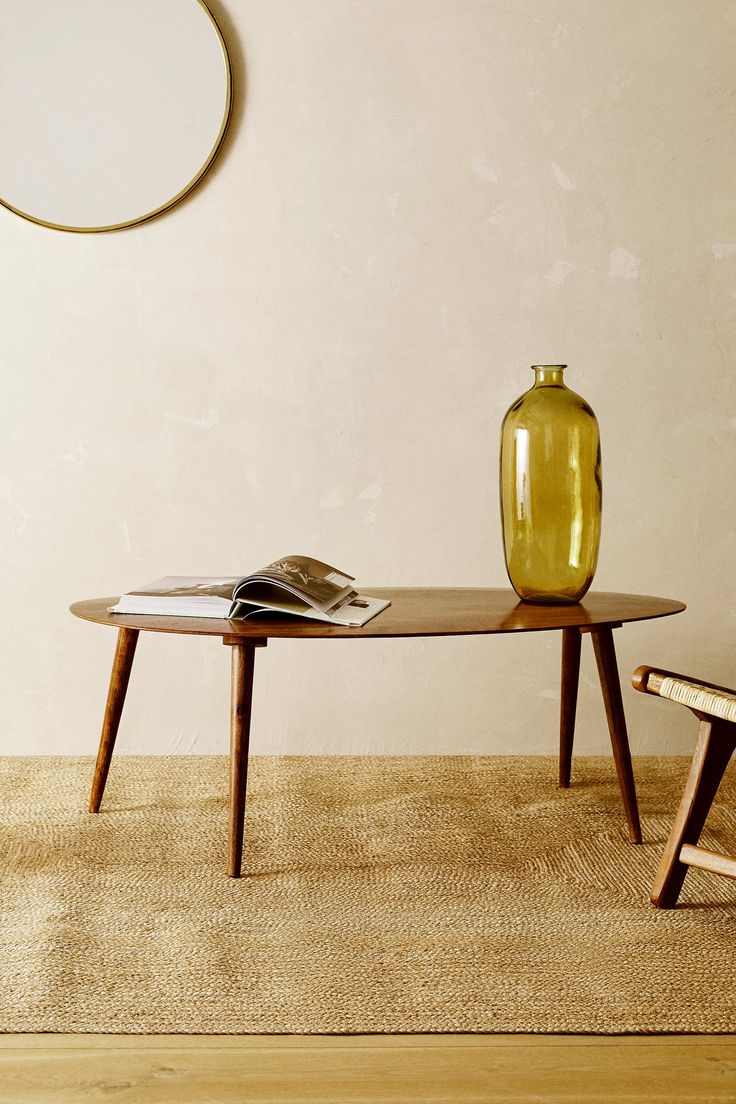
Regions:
[[531, 364, 567, 369]]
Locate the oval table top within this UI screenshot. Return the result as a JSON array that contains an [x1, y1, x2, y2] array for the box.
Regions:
[[70, 590, 686, 641]]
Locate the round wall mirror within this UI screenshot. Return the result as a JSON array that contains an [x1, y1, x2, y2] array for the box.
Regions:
[[0, 0, 232, 232]]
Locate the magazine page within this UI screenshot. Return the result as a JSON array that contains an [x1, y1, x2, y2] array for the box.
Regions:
[[110, 577, 241, 616], [126, 577, 240, 600], [231, 592, 391, 627], [233, 556, 355, 612]]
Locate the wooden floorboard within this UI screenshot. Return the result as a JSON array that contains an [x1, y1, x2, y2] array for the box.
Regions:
[[0, 1036, 733, 1103]]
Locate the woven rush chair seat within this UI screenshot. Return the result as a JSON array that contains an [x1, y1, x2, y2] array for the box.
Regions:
[[654, 676, 736, 725], [633, 665, 736, 907]]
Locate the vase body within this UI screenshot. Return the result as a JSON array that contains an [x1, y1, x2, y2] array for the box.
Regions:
[[500, 365, 601, 604]]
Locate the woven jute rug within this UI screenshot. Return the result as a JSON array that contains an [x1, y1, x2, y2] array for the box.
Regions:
[[0, 755, 734, 1034]]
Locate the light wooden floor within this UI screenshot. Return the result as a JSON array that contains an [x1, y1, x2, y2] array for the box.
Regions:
[[0, 1034, 734, 1103]]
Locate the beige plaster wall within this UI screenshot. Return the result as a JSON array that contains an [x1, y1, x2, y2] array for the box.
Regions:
[[2, 0, 735, 757]]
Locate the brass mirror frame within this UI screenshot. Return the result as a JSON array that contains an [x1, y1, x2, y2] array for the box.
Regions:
[[0, 0, 232, 234]]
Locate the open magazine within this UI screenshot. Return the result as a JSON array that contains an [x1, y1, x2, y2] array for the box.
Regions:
[[109, 556, 390, 627]]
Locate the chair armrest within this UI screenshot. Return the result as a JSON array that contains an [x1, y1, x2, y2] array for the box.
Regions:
[[632, 665, 736, 724], [632, 666, 736, 697]]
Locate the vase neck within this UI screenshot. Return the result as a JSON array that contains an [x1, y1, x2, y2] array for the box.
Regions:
[[532, 364, 566, 387]]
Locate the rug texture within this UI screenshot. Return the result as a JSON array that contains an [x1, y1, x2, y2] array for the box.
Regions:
[[0, 755, 734, 1034]]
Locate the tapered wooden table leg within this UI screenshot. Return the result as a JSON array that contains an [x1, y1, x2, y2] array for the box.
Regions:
[[651, 719, 736, 907], [591, 626, 642, 844], [227, 642, 257, 878], [89, 627, 139, 813], [559, 628, 582, 788]]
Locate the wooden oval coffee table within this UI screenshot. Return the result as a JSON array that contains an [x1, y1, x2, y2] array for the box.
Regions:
[[71, 589, 686, 876]]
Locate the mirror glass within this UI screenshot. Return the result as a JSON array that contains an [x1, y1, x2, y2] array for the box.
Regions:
[[0, 0, 232, 232]]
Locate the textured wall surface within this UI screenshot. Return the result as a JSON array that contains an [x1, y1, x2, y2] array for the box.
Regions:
[[2, 0, 735, 756]]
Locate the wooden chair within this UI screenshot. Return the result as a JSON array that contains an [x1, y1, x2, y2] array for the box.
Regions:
[[632, 665, 736, 907]]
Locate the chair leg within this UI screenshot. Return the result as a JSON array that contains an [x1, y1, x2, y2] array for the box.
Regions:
[[228, 642, 257, 878], [591, 626, 642, 844], [651, 719, 736, 908], [559, 628, 582, 788], [89, 627, 139, 813]]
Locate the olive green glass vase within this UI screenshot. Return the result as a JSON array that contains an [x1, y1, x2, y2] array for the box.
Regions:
[[499, 365, 601, 604]]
